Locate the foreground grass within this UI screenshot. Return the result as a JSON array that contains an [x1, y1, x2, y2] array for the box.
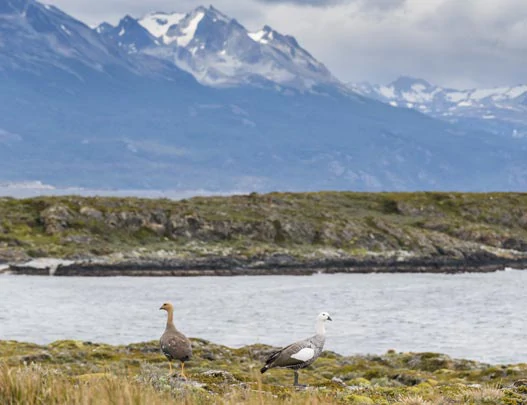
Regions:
[[1, 340, 526, 404]]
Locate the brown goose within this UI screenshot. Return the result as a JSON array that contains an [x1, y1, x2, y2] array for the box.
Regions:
[[260, 312, 332, 386], [159, 302, 192, 378]]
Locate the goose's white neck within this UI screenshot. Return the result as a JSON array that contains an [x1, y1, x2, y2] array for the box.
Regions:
[[315, 319, 326, 336]]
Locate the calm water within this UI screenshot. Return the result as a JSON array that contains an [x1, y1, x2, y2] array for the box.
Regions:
[[1, 271, 526, 364]]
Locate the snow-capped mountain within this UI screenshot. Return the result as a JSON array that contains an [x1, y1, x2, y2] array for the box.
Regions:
[[1, 0, 527, 191], [100, 6, 338, 89], [350, 77, 527, 138]]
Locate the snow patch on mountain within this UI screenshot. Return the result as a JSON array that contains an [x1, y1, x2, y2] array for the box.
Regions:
[[164, 9, 205, 46], [248, 29, 267, 43], [378, 86, 396, 99], [349, 76, 527, 137], [139, 11, 185, 38]]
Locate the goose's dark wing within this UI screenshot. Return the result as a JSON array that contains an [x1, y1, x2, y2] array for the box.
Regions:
[[262, 340, 315, 370]]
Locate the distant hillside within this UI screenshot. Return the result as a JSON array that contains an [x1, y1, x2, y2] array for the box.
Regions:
[[2, 192, 527, 274]]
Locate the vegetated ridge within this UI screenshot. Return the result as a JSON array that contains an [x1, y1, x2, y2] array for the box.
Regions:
[[2, 192, 527, 275]]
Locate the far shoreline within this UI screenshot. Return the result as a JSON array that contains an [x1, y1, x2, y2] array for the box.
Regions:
[[4, 256, 527, 277]]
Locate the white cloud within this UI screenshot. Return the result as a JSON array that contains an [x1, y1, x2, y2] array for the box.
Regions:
[[45, 0, 527, 88]]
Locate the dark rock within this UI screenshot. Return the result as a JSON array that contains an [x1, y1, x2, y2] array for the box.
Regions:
[[202, 351, 217, 361], [407, 353, 454, 372], [393, 373, 427, 386], [502, 238, 527, 252], [263, 253, 296, 267], [513, 379, 527, 387], [21, 351, 52, 362]]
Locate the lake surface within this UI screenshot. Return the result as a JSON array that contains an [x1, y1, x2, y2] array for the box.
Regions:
[[1, 271, 526, 364]]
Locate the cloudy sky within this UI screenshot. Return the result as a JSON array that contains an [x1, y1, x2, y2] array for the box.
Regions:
[[46, 0, 527, 89]]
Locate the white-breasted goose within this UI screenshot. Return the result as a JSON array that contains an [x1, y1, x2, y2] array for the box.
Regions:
[[260, 312, 332, 386]]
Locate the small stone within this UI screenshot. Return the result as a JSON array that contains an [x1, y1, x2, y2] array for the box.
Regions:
[[513, 379, 527, 387], [202, 351, 216, 361], [331, 376, 345, 386], [79, 206, 103, 220], [200, 370, 237, 383]]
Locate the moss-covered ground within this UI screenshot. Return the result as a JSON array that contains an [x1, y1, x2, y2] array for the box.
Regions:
[[1, 339, 526, 404]]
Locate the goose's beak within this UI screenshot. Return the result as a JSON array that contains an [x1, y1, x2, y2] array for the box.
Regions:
[[328, 316, 333, 321]]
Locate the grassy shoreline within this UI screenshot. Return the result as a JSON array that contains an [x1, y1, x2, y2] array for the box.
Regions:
[[1, 339, 527, 404]]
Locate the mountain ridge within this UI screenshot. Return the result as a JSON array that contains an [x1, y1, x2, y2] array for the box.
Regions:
[[349, 76, 527, 138], [98, 5, 338, 90]]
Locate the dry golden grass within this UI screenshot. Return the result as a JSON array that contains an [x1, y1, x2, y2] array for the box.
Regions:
[[457, 386, 505, 404], [395, 395, 434, 405], [0, 364, 340, 405], [2, 364, 520, 405], [1, 364, 174, 405]]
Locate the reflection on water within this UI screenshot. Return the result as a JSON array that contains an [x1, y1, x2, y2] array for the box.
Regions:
[[1, 270, 526, 364]]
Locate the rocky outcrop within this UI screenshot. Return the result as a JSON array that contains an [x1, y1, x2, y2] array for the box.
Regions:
[[40, 204, 73, 235]]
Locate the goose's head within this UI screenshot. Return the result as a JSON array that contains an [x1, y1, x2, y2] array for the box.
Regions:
[[317, 312, 332, 322], [159, 302, 174, 311]]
